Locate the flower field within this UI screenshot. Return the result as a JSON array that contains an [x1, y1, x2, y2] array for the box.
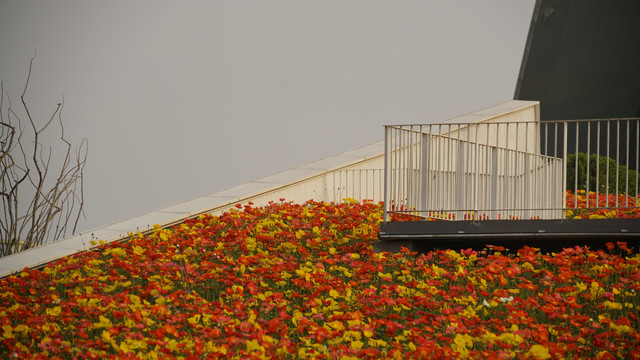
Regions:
[[1, 199, 639, 359], [566, 190, 640, 219]]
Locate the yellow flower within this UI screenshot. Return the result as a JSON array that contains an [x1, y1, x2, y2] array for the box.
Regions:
[[452, 334, 473, 357], [528, 344, 551, 359], [246, 339, 264, 351], [575, 282, 587, 292], [262, 335, 277, 345], [13, 324, 28, 333], [1, 325, 14, 339], [133, 245, 145, 255], [93, 315, 113, 329], [609, 322, 631, 335], [496, 332, 524, 346], [603, 301, 623, 310], [188, 314, 201, 324], [351, 340, 364, 349], [46, 306, 61, 317], [590, 281, 601, 299]]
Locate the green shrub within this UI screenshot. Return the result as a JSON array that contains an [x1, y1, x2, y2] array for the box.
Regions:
[[566, 152, 638, 196]]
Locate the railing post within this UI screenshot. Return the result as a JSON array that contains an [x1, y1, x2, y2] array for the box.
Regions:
[[455, 140, 465, 220], [562, 121, 568, 217], [491, 146, 498, 219], [421, 131, 430, 218], [383, 126, 390, 222]]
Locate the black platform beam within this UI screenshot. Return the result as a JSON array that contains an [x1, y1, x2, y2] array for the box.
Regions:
[[376, 219, 640, 253]]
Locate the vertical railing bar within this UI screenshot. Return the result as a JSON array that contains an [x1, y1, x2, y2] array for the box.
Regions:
[[606, 121, 610, 207], [505, 122, 510, 217], [355, 169, 358, 201], [457, 123, 464, 219], [543, 121, 548, 218], [411, 126, 416, 213], [410, 126, 415, 212], [383, 127, 388, 220], [394, 127, 405, 211], [543, 121, 547, 217], [332, 168, 336, 202], [596, 121, 600, 206], [416, 127, 419, 214], [484, 124, 495, 219], [574, 121, 579, 208], [447, 124, 452, 217], [423, 125, 427, 216], [414, 127, 418, 215], [495, 123, 499, 219], [413, 126, 418, 214], [515, 123, 520, 218], [386, 127, 391, 218], [527, 121, 536, 218], [586, 121, 591, 208], [466, 122, 471, 219], [406, 126, 411, 211], [616, 119, 620, 207], [424, 126, 429, 214], [405, 126, 415, 213], [511, 123, 515, 217], [435, 124, 441, 217], [520, 123, 524, 218], [397, 125, 400, 207], [400, 127, 405, 211], [520, 123, 525, 219], [420, 125, 425, 216], [390, 127, 396, 218], [636, 119, 639, 205], [408, 127, 413, 214], [426, 125, 432, 215], [524, 122, 528, 219], [625, 120, 629, 207], [562, 121, 568, 217], [515, 123, 519, 218], [393, 127, 398, 214], [545, 122, 556, 218], [474, 123, 479, 219], [545, 122, 549, 217], [418, 126, 422, 214], [365, 169, 368, 202], [396, 127, 400, 211], [344, 170, 347, 201]]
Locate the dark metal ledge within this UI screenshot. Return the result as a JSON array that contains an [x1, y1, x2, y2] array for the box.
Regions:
[[376, 219, 640, 253]]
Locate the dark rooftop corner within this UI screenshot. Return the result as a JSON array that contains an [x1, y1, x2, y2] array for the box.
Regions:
[[514, 0, 640, 120]]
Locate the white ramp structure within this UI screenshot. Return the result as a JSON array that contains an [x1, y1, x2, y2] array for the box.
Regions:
[[0, 100, 549, 277]]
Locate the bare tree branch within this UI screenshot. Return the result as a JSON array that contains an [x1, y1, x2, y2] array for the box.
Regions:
[[0, 55, 88, 256]]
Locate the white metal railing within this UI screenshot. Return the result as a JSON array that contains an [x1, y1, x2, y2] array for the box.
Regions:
[[325, 169, 384, 203], [383, 118, 640, 222]]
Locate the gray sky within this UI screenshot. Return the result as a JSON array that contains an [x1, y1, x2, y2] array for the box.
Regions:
[[0, 1, 535, 233]]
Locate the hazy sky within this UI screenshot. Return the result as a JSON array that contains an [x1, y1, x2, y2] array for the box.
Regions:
[[0, 1, 535, 233]]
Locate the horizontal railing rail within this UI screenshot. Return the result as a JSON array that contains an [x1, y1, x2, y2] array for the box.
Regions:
[[383, 118, 640, 222]]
